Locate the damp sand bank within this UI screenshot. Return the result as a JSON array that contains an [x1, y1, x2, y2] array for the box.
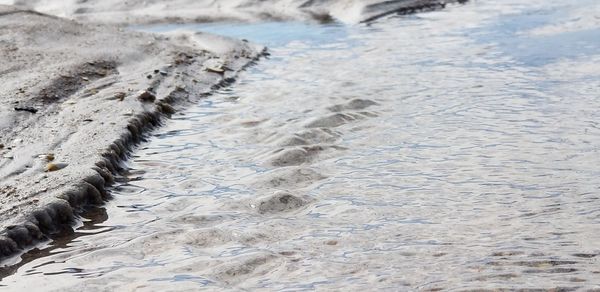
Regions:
[[0, 5, 263, 260]]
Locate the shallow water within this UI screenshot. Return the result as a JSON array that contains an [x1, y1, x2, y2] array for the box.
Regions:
[[2, 0, 600, 290]]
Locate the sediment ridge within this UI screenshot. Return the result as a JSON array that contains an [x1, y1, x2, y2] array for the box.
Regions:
[[0, 5, 264, 262]]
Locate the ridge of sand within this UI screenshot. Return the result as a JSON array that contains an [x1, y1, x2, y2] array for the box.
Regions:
[[0, 5, 264, 261]]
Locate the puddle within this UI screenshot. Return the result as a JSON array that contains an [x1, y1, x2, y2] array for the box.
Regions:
[[2, 0, 600, 290]]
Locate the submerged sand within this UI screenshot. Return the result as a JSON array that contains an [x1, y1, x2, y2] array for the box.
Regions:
[[0, 0, 464, 262]]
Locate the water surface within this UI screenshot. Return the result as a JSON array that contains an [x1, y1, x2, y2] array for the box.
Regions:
[[2, 0, 600, 290]]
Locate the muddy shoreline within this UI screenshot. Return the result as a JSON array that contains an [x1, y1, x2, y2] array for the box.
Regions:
[[0, 0, 465, 264]]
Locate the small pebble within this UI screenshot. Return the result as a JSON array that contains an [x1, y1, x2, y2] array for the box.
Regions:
[[45, 163, 68, 172], [38, 154, 54, 161], [114, 92, 126, 101], [205, 67, 225, 74], [137, 90, 156, 103]]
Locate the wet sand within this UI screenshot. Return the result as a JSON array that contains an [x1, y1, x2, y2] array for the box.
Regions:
[[0, 5, 262, 260]]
